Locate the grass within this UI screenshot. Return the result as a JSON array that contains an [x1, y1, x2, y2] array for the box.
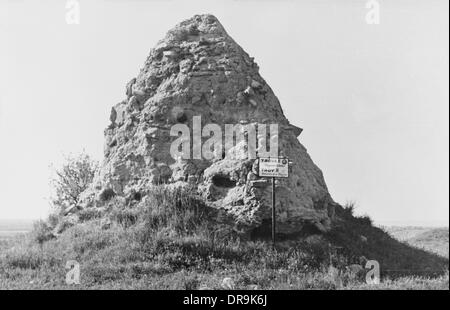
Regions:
[[326, 205, 448, 278], [386, 227, 449, 258], [0, 187, 448, 290]]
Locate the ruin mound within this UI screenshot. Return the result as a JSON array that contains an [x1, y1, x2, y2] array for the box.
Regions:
[[80, 14, 335, 236]]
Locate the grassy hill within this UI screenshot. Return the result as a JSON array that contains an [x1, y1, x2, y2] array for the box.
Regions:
[[386, 227, 449, 258], [0, 187, 448, 290]]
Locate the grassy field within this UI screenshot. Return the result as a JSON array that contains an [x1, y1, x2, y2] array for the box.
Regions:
[[0, 188, 448, 290], [0, 220, 32, 259], [0, 219, 33, 235]]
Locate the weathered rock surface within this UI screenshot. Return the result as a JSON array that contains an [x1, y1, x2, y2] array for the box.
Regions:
[[80, 14, 335, 236]]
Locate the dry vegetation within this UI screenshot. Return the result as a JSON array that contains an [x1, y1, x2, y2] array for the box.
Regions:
[[0, 187, 448, 290]]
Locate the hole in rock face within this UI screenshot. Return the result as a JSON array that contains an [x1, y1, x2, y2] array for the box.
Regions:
[[133, 192, 142, 201], [211, 175, 236, 188], [176, 112, 188, 123], [109, 139, 117, 148], [99, 188, 116, 202]]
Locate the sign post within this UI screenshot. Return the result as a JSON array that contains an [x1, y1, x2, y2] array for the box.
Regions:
[[271, 177, 276, 249], [258, 157, 290, 249]]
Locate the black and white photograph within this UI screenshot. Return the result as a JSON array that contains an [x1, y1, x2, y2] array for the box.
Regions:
[[0, 0, 448, 296]]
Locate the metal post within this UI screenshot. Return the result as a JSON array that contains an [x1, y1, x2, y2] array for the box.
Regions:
[[272, 177, 276, 249]]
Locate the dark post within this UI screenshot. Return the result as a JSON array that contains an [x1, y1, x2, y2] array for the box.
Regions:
[[272, 176, 276, 249]]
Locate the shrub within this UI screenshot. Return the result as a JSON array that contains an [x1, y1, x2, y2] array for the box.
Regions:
[[342, 201, 356, 217], [50, 152, 98, 212], [31, 220, 54, 245], [140, 186, 213, 241], [47, 213, 61, 229], [356, 215, 373, 226]]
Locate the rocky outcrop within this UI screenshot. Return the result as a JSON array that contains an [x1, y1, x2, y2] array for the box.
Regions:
[[80, 14, 335, 236]]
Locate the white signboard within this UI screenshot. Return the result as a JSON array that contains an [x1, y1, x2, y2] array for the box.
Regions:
[[258, 157, 289, 178]]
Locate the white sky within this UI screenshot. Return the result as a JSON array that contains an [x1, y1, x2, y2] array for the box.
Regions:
[[0, 0, 448, 226]]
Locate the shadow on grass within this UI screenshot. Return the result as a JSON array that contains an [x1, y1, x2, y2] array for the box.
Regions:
[[324, 205, 449, 278]]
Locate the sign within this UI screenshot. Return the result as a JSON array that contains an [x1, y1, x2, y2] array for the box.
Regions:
[[258, 157, 289, 178], [257, 157, 291, 249]]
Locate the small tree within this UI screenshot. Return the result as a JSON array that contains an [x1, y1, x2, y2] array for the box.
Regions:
[[51, 152, 98, 213]]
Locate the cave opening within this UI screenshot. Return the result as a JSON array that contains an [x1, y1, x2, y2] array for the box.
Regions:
[[211, 174, 236, 188]]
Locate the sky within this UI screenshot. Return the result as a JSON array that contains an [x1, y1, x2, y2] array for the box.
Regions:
[[0, 0, 448, 226]]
